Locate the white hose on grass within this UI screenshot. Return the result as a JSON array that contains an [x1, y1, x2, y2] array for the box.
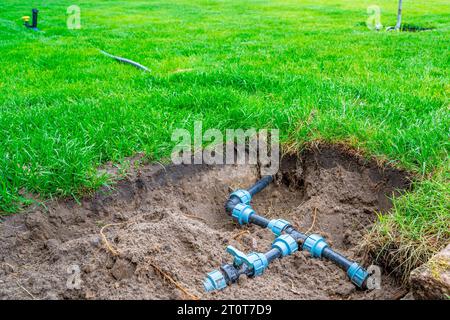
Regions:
[[100, 50, 151, 73]]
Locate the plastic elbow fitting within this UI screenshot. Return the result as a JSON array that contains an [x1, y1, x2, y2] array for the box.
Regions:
[[230, 189, 252, 205], [302, 234, 328, 258]]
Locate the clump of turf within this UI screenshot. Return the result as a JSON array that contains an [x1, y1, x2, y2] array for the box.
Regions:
[[401, 24, 435, 32], [364, 173, 450, 282]]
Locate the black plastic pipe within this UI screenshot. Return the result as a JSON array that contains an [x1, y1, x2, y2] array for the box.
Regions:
[[247, 175, 273, 196], [284, 226, 308, 242], [204, 176, 371, 291], [249, 214, 270, 228], [322, 248, 353, 270], [23, 8, 39, 30], [265, 248, 282, 263]]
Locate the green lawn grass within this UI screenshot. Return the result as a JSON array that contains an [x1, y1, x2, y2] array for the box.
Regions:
[[0, 0, 449, 275]]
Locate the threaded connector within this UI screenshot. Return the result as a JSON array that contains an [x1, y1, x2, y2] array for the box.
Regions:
[[246, 252, 268, 276]]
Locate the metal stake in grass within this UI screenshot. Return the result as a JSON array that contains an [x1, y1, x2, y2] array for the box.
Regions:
[[394, 0, 403, 31], [386, 0, 403, 31]]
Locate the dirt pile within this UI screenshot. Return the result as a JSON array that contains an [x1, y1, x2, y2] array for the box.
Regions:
[[0, 144, 410, 300]]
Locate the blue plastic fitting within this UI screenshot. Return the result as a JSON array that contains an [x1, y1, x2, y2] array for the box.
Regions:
[[247, 252, 269, 276], [303, 234, 328, 258], [203, 269, 227, 292], [272, 234, 298, 257], [232, 203, 255, 225], [267, 219, 291, 235], [230, 189, 252, 205], [226, 246, 268, 276], [347, 262, 369, 288]]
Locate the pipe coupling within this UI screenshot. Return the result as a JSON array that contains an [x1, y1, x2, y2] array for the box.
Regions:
[[232, 203, 255, 225], [272, 234, 298, 257], [303, 234, 328, 258], [268, 219, 291, 235]]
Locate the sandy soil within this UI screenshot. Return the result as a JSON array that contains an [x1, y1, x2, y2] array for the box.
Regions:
[[0, 144, 411, 300]]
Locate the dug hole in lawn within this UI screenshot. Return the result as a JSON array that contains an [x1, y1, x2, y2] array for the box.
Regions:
[[0, 144, 412, 299]]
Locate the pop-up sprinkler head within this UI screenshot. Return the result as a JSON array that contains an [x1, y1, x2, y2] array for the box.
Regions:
[[22, 9, 39, 31]]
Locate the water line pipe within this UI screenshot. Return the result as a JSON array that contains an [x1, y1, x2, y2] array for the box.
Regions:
[[204, 176, 371, 292], [100, 50, 151, 72], [247, 175, 273, 196]]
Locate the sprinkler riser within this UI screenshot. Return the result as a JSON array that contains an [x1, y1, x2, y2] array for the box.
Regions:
[[24, 9, 39, 30]]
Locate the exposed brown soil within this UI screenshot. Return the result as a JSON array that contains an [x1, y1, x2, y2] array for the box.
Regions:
[[0, 144, 411, 300]]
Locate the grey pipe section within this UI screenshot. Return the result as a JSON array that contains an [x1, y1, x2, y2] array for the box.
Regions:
[[31, 9, 38, 29]]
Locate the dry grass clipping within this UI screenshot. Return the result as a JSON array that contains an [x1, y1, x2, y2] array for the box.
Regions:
[[305, 207, 317, 234], [233, 229, 250, 240], [148, 262, 200, 300], [100, 223, 125, 256], [15, 280, 36, 300], [288, 278, 301, 295]]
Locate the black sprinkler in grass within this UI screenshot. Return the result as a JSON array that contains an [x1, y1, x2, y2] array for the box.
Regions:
[[22, 9, 39, 31], [203, 176, 375, 292]]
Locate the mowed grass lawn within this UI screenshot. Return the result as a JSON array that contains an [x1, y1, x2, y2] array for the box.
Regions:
[[0, 0, 449, 275]]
